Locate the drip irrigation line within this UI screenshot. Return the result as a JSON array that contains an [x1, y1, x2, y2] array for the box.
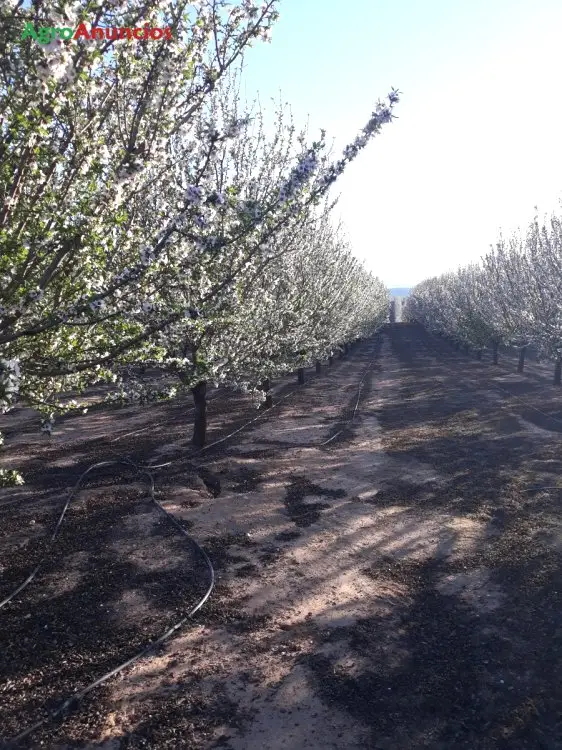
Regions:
[[185, 343, 379, 460], [448, 338, 562, 400], [0, 459, 162, 611], [491, 383, 562, 429], [190, 345, 379, 460], [109, 389, 224, 444], [1, 458, 214, 748], [110, 394, 219, 444], [442, 368, 562, 431], [1, 342, 373, 609], [110, 351, 358, 448], [1, 339, 378, 745], [318, 353, 376, 447]]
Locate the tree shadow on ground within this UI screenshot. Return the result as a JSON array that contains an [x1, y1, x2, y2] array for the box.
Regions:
[[3, 329, 562, 749], [303, 549, 562, 750]]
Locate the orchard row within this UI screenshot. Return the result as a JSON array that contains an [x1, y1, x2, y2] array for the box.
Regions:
[[404, 208, 562, 381], [0, 0, 397, 484]]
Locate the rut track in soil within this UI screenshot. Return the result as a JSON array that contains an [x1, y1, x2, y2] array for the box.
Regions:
[[179, 325, 562, 750], [3, 328, 562, 748], [309, 323, 562, 749], [0, 338, 381, 748]]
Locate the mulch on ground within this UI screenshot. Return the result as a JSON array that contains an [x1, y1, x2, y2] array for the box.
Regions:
[[0, 349, 370, 748], [302, 325, 562, 749], [2, 328, 561, 749]]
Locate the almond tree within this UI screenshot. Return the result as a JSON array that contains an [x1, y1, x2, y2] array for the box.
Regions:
[[404, 203, 562, 379], [405, 266, 511, 361], [1, 0, 280, 483], [481, 231, 534, 367], [198, 204, 387, 392], [1, 0, 401, 470], [120, 76, 399, 445], [518, 213, 562, 380]]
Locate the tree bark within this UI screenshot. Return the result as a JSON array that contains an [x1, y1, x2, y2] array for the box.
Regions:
[[191, 380, 207, 447], [261, 378, 272, 409], [328, 356, 333, 366], [315, 360, 321, 374], [492, 341, 499, 365], [297, 367, 305, 385], [476, 349, 482, 360], [517, 347, 526, 373]]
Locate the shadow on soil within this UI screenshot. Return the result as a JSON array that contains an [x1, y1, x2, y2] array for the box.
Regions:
[[296, 324, 562, 749], [2, 329, 562, 749]]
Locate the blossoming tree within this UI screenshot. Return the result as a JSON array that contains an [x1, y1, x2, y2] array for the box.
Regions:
[[1, 0, 400, 474], [113, 73, 397, 445], [404, 204, 562, 380]]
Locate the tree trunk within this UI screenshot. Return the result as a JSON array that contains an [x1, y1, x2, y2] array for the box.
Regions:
[[492, 341, 499, 365], [191, 380, 207, 447], [454, 341, 460, 351], [328, 356, 333, 366], [344, 343, 349, 355], [297, 367, 305, 385], [261, 378, 272, 409], [315, 360, 321, 374], [554, 356, 562, 386], [476, 349, 482, 360], [517, 347, 526, 373], [464, 344, 470, 354]]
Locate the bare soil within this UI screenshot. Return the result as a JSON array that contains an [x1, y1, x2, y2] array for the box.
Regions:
[[1, 325, 562, 749]]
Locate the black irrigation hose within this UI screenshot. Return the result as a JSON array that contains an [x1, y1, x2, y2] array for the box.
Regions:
[[185, 340, 380, 459], [455, 361, 562, 431], [318, 352, 376, 446], [1, 459, 215, 748], [255, 349, 377, 452], [188, 342, 378, 459], [2, 343, 374, 602], [1, 343, 371, 611], [110, 346, 364, 451], [1, 339, 378, 745], [490, 382, 562, 429], [109, 390, 224, 444], [408, 334, 562, 498], [523, 486, 562, 492]]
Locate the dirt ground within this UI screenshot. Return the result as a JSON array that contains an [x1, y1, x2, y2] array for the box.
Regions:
[[1, 324, 562, 750]]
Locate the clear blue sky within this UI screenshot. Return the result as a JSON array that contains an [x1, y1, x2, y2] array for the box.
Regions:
[[241, 0, 562, 287]]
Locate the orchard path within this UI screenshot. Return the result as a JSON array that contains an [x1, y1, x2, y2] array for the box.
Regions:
[[1, 324, 562, 749]]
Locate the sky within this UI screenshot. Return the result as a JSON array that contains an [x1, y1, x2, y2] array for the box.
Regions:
[[240, 0, 562, 287]]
